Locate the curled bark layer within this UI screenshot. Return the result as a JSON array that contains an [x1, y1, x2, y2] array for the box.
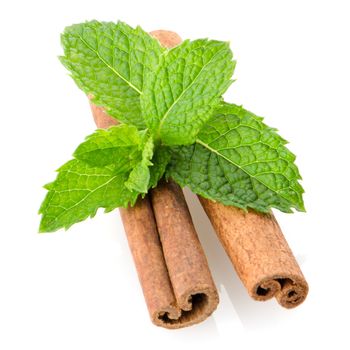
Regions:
[[90, 30, 218, 328], [199, 197, 308, 308]]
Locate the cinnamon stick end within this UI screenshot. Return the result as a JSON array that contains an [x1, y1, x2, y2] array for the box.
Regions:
[[199, 197, 309, 309], [152, 286, 219, 329]]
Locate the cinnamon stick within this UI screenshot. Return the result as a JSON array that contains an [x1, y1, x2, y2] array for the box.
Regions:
[[119, 197, 183, 326], [150, 180, 219, 325], [90, 30, 218, 328], [199, 197, 308, 308]]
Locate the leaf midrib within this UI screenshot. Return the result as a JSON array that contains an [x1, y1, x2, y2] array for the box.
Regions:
[[76, 144, 138, 158]]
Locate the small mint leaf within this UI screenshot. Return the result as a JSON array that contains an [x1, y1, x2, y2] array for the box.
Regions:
[[148, 146, 171, 188], [125, 163, 150, 193], [125, 136, 154, 193], [73, 124, 142, 168], [39, 159, 138, 232]]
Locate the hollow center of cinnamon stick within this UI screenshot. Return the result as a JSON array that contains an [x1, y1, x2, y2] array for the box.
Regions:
[[256, 286, 271, 297], [157, 293, 208, 325]]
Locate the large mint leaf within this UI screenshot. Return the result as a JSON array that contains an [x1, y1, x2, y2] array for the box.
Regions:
[[141, 39, 235, 145], [60, 21, 164, 128], [39, 159, 138, 232], [73, 124, 142, 169], [167, 103, 305, 213]]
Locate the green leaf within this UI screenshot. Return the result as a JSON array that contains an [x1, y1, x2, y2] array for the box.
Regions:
[[141, 136, 154, 167], [149, 146, 171, 188], [167, 103, 305, 213], [39, 159, 138, 232], [73, 124, 142, 168], [125, 163, 150, 193], [125, 136, 154, 193], [60, 20, 164, 128], [141, 39, 235, 145]]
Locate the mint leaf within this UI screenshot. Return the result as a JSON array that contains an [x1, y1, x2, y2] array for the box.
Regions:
[[140, 135, 154, 167], [167, 103, 305, 213], [39, 159, 138, 232], [125, 163, 150, 193], [73, 124, 142, 168], [125, 136, 154, 193], [149, 146, 171, 188], [141, 39, 235, 145], [126, 143, 171, 192], [60, 20, 164, 128]]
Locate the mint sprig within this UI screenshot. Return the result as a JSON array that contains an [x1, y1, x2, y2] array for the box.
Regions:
[[39, 20, 305, 232]]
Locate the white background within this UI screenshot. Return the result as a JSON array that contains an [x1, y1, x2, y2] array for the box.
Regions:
[[1, 0, 349, 349]]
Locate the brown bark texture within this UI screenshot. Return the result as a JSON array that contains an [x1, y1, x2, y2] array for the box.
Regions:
[[90, 30, 219, 328], [199, 197, 308, 308]]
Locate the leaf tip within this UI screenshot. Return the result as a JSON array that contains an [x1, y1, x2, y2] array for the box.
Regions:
[[38, 220, 49, 234]]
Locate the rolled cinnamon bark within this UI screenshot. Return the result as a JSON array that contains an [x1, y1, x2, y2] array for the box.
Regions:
[[199, 197, 308, 308], [90, 30, 218, 328], [119, 198, 182, 326], [151, 180, 219, 326]]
